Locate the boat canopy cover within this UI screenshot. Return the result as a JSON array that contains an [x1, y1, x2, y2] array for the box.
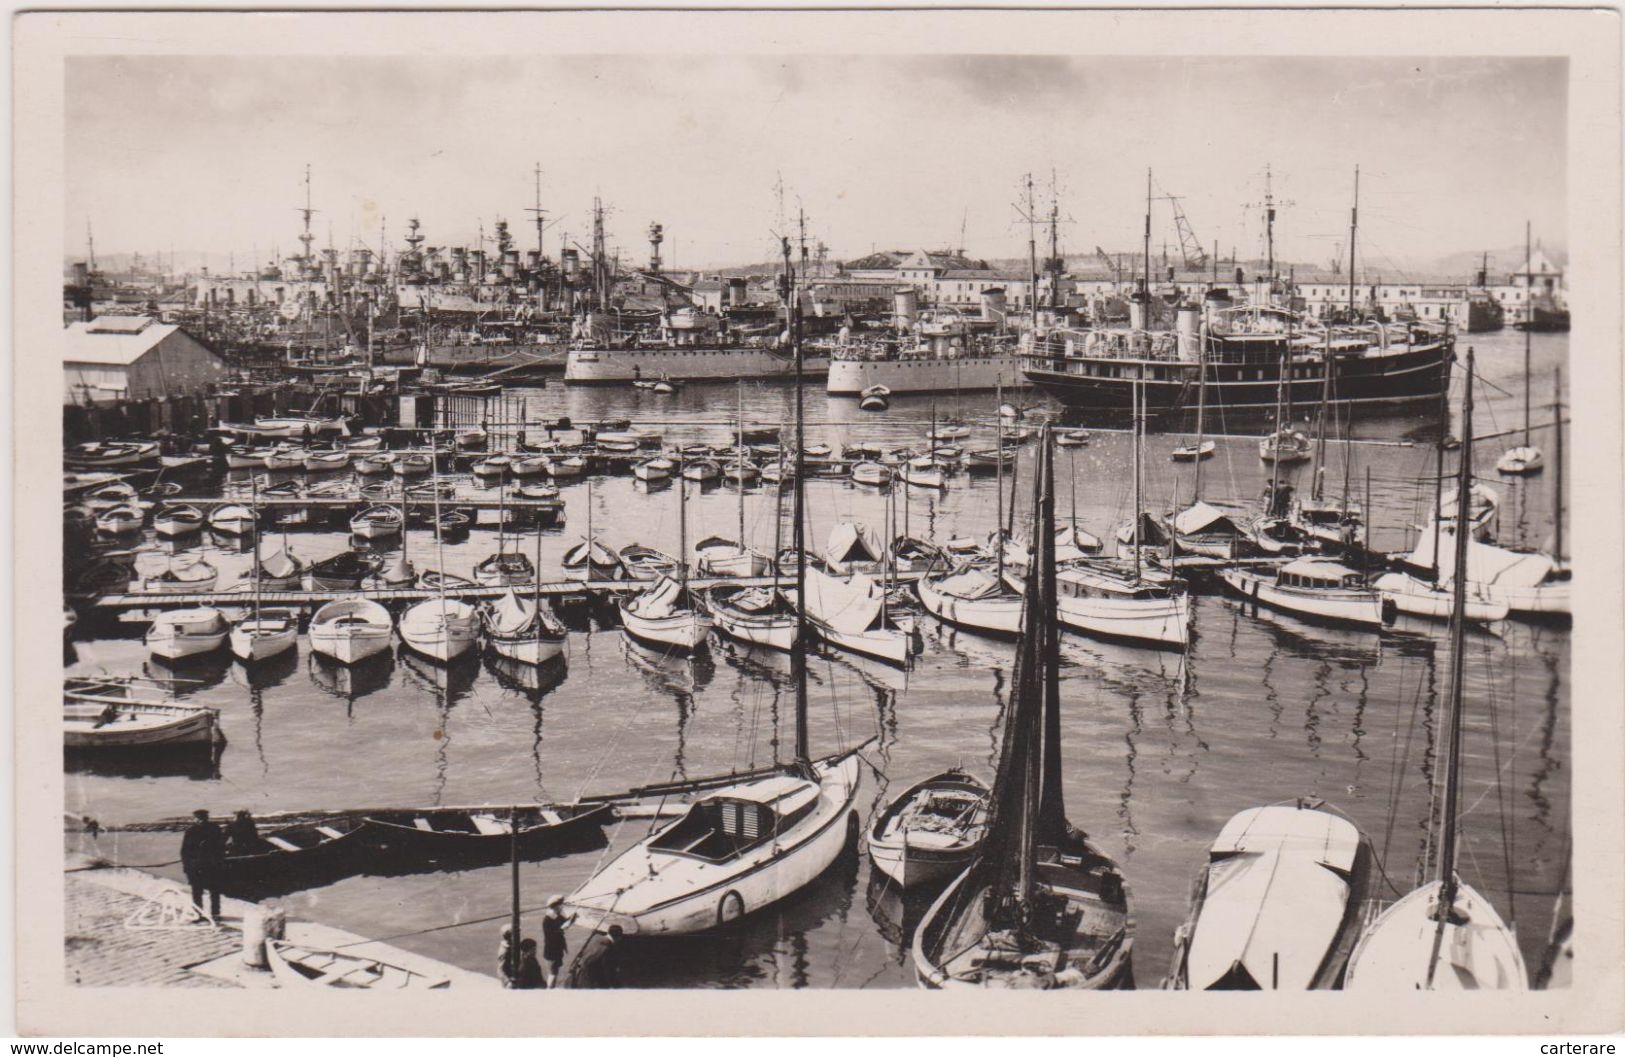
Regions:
[[488, 590, 534, 635], [155, 608, 226, 633], [631, 576, 685, 618], [826, 522, 884, 565], [1406, 528, 1554, 589], [1173, 501, 1246, 537], [1116, 512, 1171, 546], [1187, 805, 1363, 991], [1279, 558, 1361, 581], [930, 567, 1009, 601], [803, 566, 884, 634]]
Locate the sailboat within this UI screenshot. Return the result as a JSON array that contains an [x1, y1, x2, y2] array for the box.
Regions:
[[913, 427, 1134, 988], [707, 431, 798, 652], [917, 399, 1024, 636], [398, 456, 480, 664], [1345, 350, 1529, 991], [229, 474, 298, 663], [563, 233, 865, 937], [1170, 337, 1214, 461], [692, 383, 774, 578], [619, 459, 713, 651], [483, 512, 567, 666], [1164, 798, 1375, 990], [1497, 223, 1546, 477]]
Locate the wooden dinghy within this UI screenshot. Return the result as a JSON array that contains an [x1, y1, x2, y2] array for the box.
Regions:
[[361, 805, 611, 868], [218, 818, 368, 892], [265, 939, 449, 990], [63, 700, 221, 749], [867, 768, 990, 889]]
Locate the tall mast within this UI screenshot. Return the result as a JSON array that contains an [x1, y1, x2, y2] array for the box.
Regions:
[[1047, 174, 1062, 311], [1345, 166, 1360, 316], [736, 381, 746, 546], [1143, 169, 1153, 316], [86, 222, 97, 273], [678, 457, 688, 595], [1264, 163, 1276, 282], [785, 234, 810, 773], [1428, 346, 1476, 988], [298, 164, 316, 276], [1192, 326, 1207, 504], [1312, 329, 1333, 502], [1432, 357, 1450, 579], [1554, 367, 1564, 561], [1268, 346, 1286, 501], [251, 472, 261, 622], [1025, 173, 1040, 332], [1523, 221, 1533, 445], [1133, 369, 1143, 581], [995, 381, 1005, 583], [527, 163, 547, 260]]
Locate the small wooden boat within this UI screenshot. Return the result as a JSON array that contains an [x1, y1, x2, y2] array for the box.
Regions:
[[705, 585, 798, 651], [64, 699, 220, 749], [546, 455, 586, 479], [398, 597, 480, 663], [230, 608, 299, 663], [264, 447, 309, 472], [859, 391, 890, 412], [434, 509, 472, 537], [361, 804, 611, 866], [65, 440, 160, 469], [562, 538, 623, 582], [694, 536, 773, 578], [596, 437, 640, 455], [145, 607, 229, 660], [362, 553, 418, 590], [1170, 439, 1216, 462], [742, 426, 780, 445], [418, 569, 478, 591], [619, 576, 712, 651], [265, 940, 448, 990], [1164, 800, 1374, 990], [723, 461, 760, 486], [309, 551, 384, 591], [510, 455, 550, 478], [1219, 558, 1387, 630], [681, 459, 721, 483], [452, 429, 488, 453], [613, 543, 677, 581], [916, 567, 1024, 637], [867, 769, 990, 889], [355, 453, 397, 476], [1049, 562, 1190, 650], [142, 559, 218, 595], [851, 461, 892, 486], [309, 598, 393, 664], [472, 454, 511, 480], [208, 504, 257, 537], [633, 457, 675, 482], [1055, 429, 1091, 447], [964, 448, 1015, 474], [303, 449, 351, 473], [899, 456, 947, 489], [84, 482, 141, 510], [344, 435, 385, 454], [245, 549, 305, 591], [153, 504, 205, 538], [927, 423, 970, 442], [349, 505, 404, 540], [483, 589, 568, 666], [95, 504, 146, 536], [359, 482, 396, 504], [1258, 429, 1312, 464], [218, 818, 366, 891], [473, 550, 535, 587], [1495, 444, 1544, 476], [394, 453, 433, 478]]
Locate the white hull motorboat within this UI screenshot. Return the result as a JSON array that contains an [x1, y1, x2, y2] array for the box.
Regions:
[[1220, 562, 1386, 630], [229, 612, 299, 662], [308, 599, 394, 665], [208, 504, 257, 536], [1373, 572, 1509, 623], [398, 598, 481, 663], [145, 607, 229, 660]]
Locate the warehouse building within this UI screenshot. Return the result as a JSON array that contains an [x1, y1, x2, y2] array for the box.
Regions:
[[63, 315, 225, 406]]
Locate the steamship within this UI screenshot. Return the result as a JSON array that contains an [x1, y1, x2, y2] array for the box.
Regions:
[[564, 307, 834, 384], [825, 288, 1030, 396], [1021, 289, 1454, 414]]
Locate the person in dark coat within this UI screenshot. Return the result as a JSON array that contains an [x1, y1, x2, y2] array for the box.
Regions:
[[179, 809, 225, 920], [568, 925, 625, 989], [539, 895, 576, 988], [514, 938, 545, 990], [225, 809, 260, 856]]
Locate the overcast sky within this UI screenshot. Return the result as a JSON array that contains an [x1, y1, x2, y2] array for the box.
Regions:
[[67, 55, 1566, 274]]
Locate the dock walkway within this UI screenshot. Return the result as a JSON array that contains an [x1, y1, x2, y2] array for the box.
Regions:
[[95, 574, 788, 609]]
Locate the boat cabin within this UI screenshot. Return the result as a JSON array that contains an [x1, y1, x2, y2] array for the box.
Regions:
[[1057, 565, 1174, 601], [1273, 559, 1366, 591], [650, 775, 820, 864]]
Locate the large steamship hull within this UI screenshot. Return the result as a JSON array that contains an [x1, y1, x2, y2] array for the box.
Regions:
[[826, 354, 1031, 396], [565, 347, 832, 385], [1021, 341, 1452, 413]]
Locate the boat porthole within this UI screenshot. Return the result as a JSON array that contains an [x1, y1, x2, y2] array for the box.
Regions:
[[717, 890, 745, 926]]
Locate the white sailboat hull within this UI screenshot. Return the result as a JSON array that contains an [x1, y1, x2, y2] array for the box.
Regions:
[[399, 601, 481, 663], [229, 622, 299, 662], [1373, 572, 1509, 623], [566, 756, 861, 936], [619, 605, 713, 651], [811, 618, 913, 666], [1056, 591, 1191, 648], [309, 600, 394, 665], [1344, 879, 1528, 991], [145, 609, 229, 660], [1220, 568, 1385, 629], [1495, 446, 1544, 475], [707, 602, 798, 652], [916, 575, 1024, 636], [488, 634, 566, 666]]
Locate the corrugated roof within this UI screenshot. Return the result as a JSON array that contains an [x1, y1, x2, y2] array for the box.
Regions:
[[64, 316, 202, 366]]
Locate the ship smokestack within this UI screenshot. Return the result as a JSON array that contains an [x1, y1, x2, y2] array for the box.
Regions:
[[893, 287, 918, 333], [980, 286, 1007, 323]]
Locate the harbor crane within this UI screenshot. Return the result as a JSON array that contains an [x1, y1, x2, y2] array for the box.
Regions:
[[1153, 192, 1207, 271]]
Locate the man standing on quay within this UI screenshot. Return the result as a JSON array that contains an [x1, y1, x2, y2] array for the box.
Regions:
[[180, 808, 225, 922]]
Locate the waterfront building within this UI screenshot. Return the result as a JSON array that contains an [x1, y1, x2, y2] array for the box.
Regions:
[[63, 315, 225, 405]]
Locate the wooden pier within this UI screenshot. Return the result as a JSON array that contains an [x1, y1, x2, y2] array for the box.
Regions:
[[94, 574, 788, 610]]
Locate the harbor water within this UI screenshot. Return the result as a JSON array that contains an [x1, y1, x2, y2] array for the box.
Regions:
[[66, 329, 1570, 988]]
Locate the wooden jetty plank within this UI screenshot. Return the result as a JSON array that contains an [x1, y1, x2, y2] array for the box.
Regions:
[[155, 495, 566, 509], [94, 574, 788, 609]]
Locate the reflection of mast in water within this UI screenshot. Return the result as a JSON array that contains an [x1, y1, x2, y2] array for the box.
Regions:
[[985, 666, 1008, 772], [1528, 645, 1562, 834], [1119, 688, 1143, 856], [1413, 640, 1443, 888], [1261, 641, 1283, 742], [1305, 660, 1331, 759], [673, 692, 694, 783], [1351, 662, 1371, 771], [1162, 642, 1205, 788], [248, 682, 268, 777]]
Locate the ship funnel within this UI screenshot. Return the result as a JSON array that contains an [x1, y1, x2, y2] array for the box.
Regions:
[[1176, 304, 1202, 361], [894, 287, 919, 332], [727, 277, 748, 307], [1129, 279, 1150, 331], [980, 286, 1007, 323]]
